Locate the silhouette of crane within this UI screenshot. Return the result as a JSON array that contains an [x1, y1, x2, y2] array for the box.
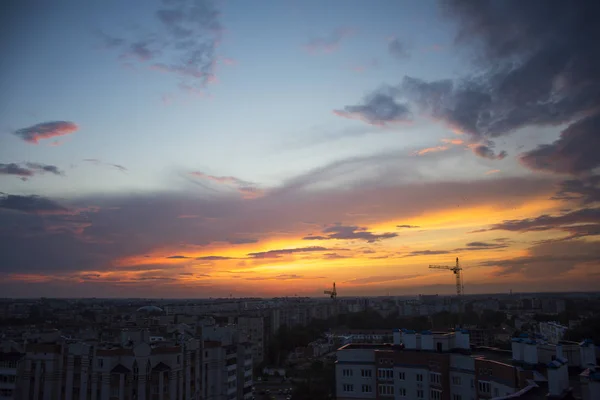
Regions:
[[429, 257, 464, 297], [324, 282, 337, 300]]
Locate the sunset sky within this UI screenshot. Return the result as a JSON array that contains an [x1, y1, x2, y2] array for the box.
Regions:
[[1, 0, 599, 298]]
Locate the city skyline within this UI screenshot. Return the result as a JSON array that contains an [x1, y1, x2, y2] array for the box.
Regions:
[[1, 0, 599, 297]]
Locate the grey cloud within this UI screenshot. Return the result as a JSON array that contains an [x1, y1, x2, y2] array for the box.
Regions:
[[552, 176, 600, 205], [388, 38, 409, 59], [0, 194, 69, 214], [103, 0, 223, 91], [13, 121, 78, 144], [166, 255, 190, 259], [480, 240, 600, 277], [322, 253, 348, 260], [195, 256, 234, 261], [0, 163, 64, 179], [304, 224, 397, 243], [304, 28, 354, 54], [345, 275, 419, 285], [397, 224, 420, 229], [82, 159, 127, 172], [226, 238, 258, 245], [0, 165, 554, 278], [0, 163, 33, 178], [247, 246, 329, 259], [471, 145, 507, 160], [334, 92, 411, 126], [403, 250, 451, 257], [339, 0, 600, 162], [519, 114, 600, 174], [484, 208, 600, 233], [25, 163, 64, 176]]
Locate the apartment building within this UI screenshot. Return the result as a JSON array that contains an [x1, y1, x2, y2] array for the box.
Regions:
[[0, 352, 23, 399], [16, 335, 202, 400], [538, 322, 568, 344], [336, 330, 527, 400], [236, 316, 265, 365]]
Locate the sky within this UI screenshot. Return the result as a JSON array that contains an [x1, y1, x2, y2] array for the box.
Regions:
[[1, 0, 599, 298]]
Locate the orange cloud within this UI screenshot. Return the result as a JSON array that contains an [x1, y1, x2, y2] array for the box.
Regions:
[[414, 145, 449, 155]]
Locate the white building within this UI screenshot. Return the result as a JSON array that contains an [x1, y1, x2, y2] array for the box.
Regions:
[[0, 352, 22, 399], [539, 321, 568, 344]]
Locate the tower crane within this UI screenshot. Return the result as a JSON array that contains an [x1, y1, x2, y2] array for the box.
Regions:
[[429, 257, 464, 297], [324, 282, 337, 300]]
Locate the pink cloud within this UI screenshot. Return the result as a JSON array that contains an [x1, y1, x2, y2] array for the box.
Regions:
[[13, 121, 78, 144], [190, 171, 263, 199], [441, 138, 464, 145], [414, 145, 449, 156]]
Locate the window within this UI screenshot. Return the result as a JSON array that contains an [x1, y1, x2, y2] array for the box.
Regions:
[[398, 371, 405, 380], [398, 387, 406, 397], [494, 388, 500, 397], [342, 369, 353, 377], [452, 376, 461, 385], [361, 369, 372, 378], [431, 389, 442, 400], [342, 384, 354, 392], [452, 395, 462, 400], [417, 389, 424, 399], [430, 372, 441, 385], [378, 385, 394, 396], [377, 368, 393, 380], [478, 381, 491, 394], [97, 359, 103, 368], [361, 384, 372, 393], [416, 373, 423, 382], [470, 379, 474, 388]]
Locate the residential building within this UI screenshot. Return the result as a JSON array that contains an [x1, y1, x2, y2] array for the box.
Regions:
[[539, 321, 568, 344], [0, 352, 23, 400]]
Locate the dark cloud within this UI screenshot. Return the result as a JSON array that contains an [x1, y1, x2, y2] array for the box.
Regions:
[[471, 144, 507, 160], [82, 159, 127, 172], [322, 253, 349, 260], [0, 163, 33, 178], [247, 246, 329, 259], [403, 250, 451, 257], [12, 121, 78, 144], [480, 240, 600, 277], [103, 0, 223, 91], [552, 176, 600, 205], [226, 238, 258, 245], [195, 256, 234, 261], [166, 255, 190, 259], [189, 171, 261, 198], [0, 194, 69, 214], [0, 163, 64, 180], [388, 38, 409, 59], [478, 207, 600, 242], [339, 0, 600, 162], [453, 241, 508, 251], [304, 28, 354, 54], [304, 225, 397, 243], [0, 167, 553, 278], [466, 242, 499, 248], [397, 224, 420, 229], [334, 92, 411, 126], [519, 114, 600, 174], [483, 208, 600, 232], [345, 275, 419, 285], [25, 163, 64, 176]]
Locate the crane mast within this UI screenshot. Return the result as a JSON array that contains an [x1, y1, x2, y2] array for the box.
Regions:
[[429, 257, 464, 296], [324, 282, 337, 300]]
